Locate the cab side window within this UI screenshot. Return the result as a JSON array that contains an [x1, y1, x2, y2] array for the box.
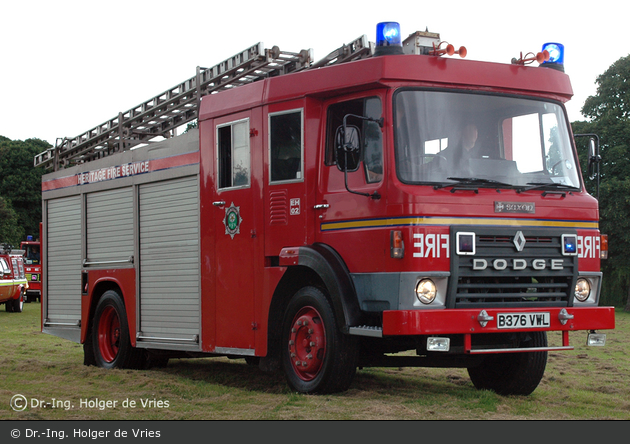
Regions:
[[270, 110, 303, 183], [217, 119, 250, 189]]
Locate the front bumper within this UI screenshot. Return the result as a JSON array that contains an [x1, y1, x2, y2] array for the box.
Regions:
[[382, 306, 615, 336], [381, 306, 615, 353]]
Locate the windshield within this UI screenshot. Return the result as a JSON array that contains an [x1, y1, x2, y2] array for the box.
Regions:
[[395, 90, 581, 189], [24, 245, 40, 264]]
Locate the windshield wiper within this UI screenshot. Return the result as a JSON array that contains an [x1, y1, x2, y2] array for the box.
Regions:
[[518, 182, 580, 193], [434, 177, 514, 190]]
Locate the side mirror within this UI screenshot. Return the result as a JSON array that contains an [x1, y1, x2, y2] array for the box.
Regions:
[[574, 133, 600, 200], [587, 137, 600, 180], [335, 125, 361, 172], [336, 114, 383, 200]]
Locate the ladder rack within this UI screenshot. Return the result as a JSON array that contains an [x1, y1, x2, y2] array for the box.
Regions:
[[35, 35, 374, 171]]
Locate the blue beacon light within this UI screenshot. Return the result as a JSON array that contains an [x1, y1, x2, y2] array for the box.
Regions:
[[563, 234, 578, 255], [541, 42, 565, 72], [375, 22, 404, 56]]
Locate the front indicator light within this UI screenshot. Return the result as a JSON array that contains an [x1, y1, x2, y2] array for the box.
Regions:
[[415, 279, 436, 304], [575, 278, 591, 302], [391, 230, 404, 259]]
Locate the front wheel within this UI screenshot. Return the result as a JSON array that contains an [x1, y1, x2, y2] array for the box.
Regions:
[[281, 286, 358, 394], [11, 293, 24, 313], [467, 331, 548, 396], [92, 290, 144, 369], [7, 293, 24, 313]]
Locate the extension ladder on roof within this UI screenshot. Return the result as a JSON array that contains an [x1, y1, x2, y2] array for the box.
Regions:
[[34, 35, 374, 171]]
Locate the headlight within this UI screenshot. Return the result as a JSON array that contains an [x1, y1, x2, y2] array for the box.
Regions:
[[415, 279, 437, 304], [575, 278, 591, 302]]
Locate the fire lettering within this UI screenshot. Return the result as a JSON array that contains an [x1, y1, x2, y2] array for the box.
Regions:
[[76, 161, 150, 185], [577, 235, 600, 259], [413, 233, 449, 258]]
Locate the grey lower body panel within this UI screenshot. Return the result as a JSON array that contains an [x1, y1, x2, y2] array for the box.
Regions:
[[42, 326, 81, 344]]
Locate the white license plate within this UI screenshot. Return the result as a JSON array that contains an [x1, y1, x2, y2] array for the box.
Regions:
[[497, 312, 550, 329]]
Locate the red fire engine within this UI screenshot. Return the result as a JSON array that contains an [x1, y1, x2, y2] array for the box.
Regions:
[[1, 244, 27, 313], [35, 23, 614, 395], [21, 234, 42, 302]]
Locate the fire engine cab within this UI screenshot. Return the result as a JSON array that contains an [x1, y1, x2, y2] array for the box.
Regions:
[[21, 235, 42, 302], [36, 23, 615, 395]]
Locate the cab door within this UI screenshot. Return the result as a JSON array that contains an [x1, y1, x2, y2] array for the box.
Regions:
[[315, 94, 387, 266], [212, 109, 262, 354], [264, 105, 307, 254]]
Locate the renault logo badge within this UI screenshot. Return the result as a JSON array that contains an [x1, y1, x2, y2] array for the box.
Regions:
[[513, 231, 526, 252]]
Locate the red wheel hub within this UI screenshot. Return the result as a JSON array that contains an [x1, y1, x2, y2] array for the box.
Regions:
[[98, 306, 121, 363], [288, 306, 326, 381]]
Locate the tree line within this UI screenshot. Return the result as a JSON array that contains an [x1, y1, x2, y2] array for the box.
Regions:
[[0, 136, 47, 246], [572, 54, 630, 309], [2, 54, 630, 307]]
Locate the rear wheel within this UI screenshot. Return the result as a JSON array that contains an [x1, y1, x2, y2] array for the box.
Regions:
[[467, 331, 548, 396], [281, 286, 358, 394], [92, 290, 144, 369]]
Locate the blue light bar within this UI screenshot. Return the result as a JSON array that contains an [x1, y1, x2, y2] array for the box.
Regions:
[[541, 42, 565, 72], [376, 22, 401, 47], [374, 22, 404, 56]]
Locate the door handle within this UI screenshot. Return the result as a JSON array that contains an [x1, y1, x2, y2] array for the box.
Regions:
[[313, 204, 329, 210], [213, 201, 226, 207]]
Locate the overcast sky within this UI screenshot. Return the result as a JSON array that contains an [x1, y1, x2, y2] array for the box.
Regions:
[[1, 0, 627, 146]]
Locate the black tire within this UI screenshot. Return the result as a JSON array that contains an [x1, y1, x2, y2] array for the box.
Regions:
[[281, 286, 358, 394], [83, 335, 97, 366], [92, 290, 145, 369], [145, 352, 169, 369], [467, 331, 548, 396], [11, 293, 24, 313], [244, 356, 260, 366], [5, 301, 13, 312]]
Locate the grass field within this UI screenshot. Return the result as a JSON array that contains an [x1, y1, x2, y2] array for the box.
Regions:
[[1, 302, 628, 420]]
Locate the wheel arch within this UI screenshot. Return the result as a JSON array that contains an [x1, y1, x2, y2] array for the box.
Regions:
[[264, 243, 363, 368], [296, 243, 363, 329], [82, 279, 128, 345]]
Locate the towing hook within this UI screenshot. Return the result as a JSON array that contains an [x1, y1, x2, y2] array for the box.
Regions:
[[558, 308, 574, 325], [477, 310, 494, 328]]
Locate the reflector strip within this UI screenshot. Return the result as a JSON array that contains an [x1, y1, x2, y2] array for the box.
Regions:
[[321, 216, 598, 232]]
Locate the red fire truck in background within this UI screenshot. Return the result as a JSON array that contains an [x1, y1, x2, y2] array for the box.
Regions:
[[20, 234, 41, 302], [35, 23, 614, 395], [1, 244, 27, 313]]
